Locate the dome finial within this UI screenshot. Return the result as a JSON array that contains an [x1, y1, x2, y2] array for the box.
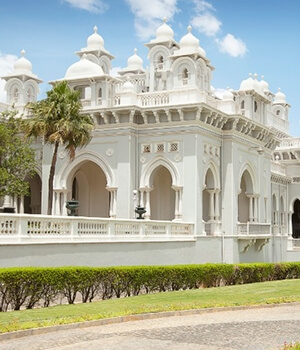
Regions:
[[93, 26, 98, 33], [187, 25, 192, 33], [162, 17, 167, 23], [254, 73, 258, 80], [134, 48, 137, 54], [21, 49, 26, 57], [261, 75, 264, 80]]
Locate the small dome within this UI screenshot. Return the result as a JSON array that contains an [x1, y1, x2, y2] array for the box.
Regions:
[[14, 50, 32, 72], [156, 17, 174, 41], [223, 88, 234, 101], [86, 26, 104, 50], [198, 46, 206, 58], [127, 48, 144, 70], [260, 75, 269, 93], [239, 73, 262, 93], [179, 26, 199, 52], [122, 77, 135, 92], [274, 88, 286, 104], [65, 54, 104, 79]]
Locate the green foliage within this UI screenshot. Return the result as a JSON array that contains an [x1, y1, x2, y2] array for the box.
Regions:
[[1, 262, 300, 313], [281, 342, 300, 350], [0, 110, 36, 196], [23, 80, 94, 214]]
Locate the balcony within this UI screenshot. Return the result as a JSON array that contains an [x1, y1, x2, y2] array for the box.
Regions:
[[237, 223, 271, 252], [0, 214, 195, 244]]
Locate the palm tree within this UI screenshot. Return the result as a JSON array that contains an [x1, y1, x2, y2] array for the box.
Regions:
[[24, 80, 94, 215]]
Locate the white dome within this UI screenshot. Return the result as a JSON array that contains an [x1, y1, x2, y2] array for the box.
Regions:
[[274, 88, 286, 104], [65, 54, 104, 79], [122, 77, 135, 92], [86, 26, 104, 50], [127, 48, 144, 70], [179, 26, 199, 52], [198, 46, 206, 58], [260, 75, 269, 93], [14, 50, 32, 72], [223, 88, 234, 101], [156, 17, 174, 41], [239, 73, 262, 93]]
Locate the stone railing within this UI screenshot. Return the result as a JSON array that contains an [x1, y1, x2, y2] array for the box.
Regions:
[[271, 161, 286, 176], [276, 138, 300, 150], [237, 223, 271, 236], [287, 238, 300, 250], [0, 214, 194, 243]]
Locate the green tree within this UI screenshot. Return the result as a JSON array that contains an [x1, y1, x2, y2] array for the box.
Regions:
[[23, 80, 94, 215], [0, 110, 37, 198]]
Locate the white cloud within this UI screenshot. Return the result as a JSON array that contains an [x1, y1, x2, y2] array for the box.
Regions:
[[62, 0, 108, 13], [124, 0, 178, 41], [0, 53, 18, 103], [216, 34, 247, 58], [191, 13, 221, 37], [190, 0, 221, 36]]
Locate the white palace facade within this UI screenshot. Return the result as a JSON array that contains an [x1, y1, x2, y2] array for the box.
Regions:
[[1, 20, 300, 266]]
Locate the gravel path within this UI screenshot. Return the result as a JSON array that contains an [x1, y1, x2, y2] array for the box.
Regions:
[[1, 303, 300, 350]]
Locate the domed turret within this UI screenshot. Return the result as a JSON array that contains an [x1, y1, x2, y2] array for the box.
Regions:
[[14, 50, 32, 73], [86, 26, 104, 50], [260, 75, 269, 93], [127, 48, 143, 70], [118, 48, 145, 75], [122, 77, 135, 93], [65, 54, 104, 79], [179, 25, 199, 53], [273, 88, 287, 104], [222, 87, 234, 101], [156, 17, 174, 41], [239, 73, 262, 94]]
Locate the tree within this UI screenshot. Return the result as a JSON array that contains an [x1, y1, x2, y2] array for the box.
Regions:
[[23, 80, 94, 215], [0, 110, 37, 199]]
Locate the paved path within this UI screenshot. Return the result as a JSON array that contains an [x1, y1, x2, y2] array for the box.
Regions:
[[1, 303, 300, 350]]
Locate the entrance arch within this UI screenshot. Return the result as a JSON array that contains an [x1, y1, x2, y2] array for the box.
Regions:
[[24, 173, 42, 214], [150, 165, 175, 220], [238, 169, 256, 223], [70, 161, 109, 217]]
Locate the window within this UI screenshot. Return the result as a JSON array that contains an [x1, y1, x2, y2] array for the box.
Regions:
[[169, 142, 179, 152], [142, 144, 151, 153], [254, 101, 258, 113], [156, 143, 165, 152], [241, 100, 245, 109]]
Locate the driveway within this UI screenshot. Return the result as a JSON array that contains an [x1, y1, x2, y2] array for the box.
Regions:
[[0, 303, 300, 350]]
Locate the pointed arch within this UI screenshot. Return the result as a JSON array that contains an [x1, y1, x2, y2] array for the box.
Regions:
[[203, 161, 220, 190], [238, 163, 256, 194], [140, 156, 180, 188], [57, 150, 114, 189]]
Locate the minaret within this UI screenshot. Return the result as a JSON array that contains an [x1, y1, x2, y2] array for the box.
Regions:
[[1, 49, 42, 107]]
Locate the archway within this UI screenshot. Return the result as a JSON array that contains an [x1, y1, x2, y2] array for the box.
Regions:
[[292, 199, 300, 238], [24, 173, 42, 214], [238, 170, 255, 223], [150, 165, 175, 220], [70, 161, 109, 217], [203, 168, 215, 222]]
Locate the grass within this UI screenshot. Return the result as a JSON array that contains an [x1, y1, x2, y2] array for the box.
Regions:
[[1, 279, 300, 333]]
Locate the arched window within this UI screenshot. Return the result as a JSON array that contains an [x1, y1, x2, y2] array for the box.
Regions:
[[182, 68, 188, 85], [254, 100, 258, 113], [13, 87, 19, 103], [158, 55, 164, 69], [98, 88, 102, 98], [276, 109, 280, 116], [241, 100, 245, 109]]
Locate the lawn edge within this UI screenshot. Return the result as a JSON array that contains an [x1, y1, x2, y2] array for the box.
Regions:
[[1, 301, 300, 341]]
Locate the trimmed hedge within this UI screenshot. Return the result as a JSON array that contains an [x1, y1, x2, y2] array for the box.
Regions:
[[1, 262, 300, 312]]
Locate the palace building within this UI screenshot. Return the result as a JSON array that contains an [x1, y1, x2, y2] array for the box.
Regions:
[[1, 20, 300, 266]]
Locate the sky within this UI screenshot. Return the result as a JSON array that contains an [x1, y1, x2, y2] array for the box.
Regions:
[[0, 0, 300, 136]]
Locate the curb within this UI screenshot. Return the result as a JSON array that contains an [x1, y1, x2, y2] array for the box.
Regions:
[[1, 302, 299, 341]]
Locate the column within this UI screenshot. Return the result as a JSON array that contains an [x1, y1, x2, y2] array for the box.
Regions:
[[246, 195, 254, 222], [254, 194, 259, 222], [207, 190, 215, 221], [19, 195, 24, 214], [144, 187, 152, 220], [215, 190, 220, 221], [106, 187, 117, 218]]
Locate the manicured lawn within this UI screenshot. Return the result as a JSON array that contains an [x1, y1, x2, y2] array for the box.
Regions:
[[1, 279, 300, 333]]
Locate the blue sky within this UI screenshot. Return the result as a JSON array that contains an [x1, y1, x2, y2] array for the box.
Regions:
[[0, 0, 299, 136]]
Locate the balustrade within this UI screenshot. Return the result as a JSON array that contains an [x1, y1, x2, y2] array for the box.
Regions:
[[0, 214, 194, 243]]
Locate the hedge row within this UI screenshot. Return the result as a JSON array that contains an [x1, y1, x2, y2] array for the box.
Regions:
[[1, 262, 300, 312]]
